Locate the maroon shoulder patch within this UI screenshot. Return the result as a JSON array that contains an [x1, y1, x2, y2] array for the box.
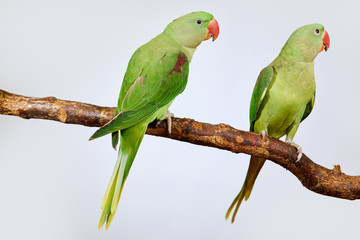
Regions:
[[169, 54, 187, 75]]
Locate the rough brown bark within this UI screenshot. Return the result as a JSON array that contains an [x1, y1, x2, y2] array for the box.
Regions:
[[1, 89, 359, 200]]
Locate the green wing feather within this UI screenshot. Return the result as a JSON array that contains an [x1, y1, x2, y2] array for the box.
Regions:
[[90, 104, 160, 140], [90, 50, 189, 141], [301, 91, 315, 122], [249, 66, 275, 131], [111, 132, 119, 150], [110, 50, 142, 149]]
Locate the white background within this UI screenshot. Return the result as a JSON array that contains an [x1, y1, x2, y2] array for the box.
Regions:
[[1, 0, 359, 239]]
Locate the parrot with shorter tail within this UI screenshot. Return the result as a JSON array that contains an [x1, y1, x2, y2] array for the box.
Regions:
[[226, 23, 330, 223], [89, 11, 219, 230]]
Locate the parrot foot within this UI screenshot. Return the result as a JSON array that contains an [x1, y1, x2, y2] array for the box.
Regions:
[[260, 130, 268, 139], [286, 139, 303, 162], [157, 111, 174, 135]]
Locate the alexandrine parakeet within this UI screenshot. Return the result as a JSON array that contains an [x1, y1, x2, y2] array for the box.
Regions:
[[226, 23, 330, 222], [90, 11, 219, 230]]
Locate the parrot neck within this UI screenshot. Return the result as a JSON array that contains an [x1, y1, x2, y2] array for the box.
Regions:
[[279, 41, 319, 63], [163, 31, 196, 61], [278, 47, 317, 63], [180, 46, 196, 62]]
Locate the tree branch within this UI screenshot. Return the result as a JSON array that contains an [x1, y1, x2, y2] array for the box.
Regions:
[[1, 89, 359, 200]]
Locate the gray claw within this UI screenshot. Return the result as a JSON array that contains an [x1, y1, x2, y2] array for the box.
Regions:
[[286, 139, 303, 162], [158, 111, 174, 135], [260, 130, 268, 139]]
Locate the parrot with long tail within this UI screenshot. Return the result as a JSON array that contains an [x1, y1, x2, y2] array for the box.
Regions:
[[226, 23, 330, 223], [90, 11, 219, 230]]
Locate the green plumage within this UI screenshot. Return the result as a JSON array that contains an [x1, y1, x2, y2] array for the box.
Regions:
[[90, 11, 217, 229], [226, 23, 328, 222]]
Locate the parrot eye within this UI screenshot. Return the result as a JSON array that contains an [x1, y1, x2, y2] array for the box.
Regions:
[[196, 19, 203, 25], [314, 28, 320, 35]]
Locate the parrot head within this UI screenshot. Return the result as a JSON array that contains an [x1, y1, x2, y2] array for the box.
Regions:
[[280, 23, 330, 62], [165, 11, 219, 48]]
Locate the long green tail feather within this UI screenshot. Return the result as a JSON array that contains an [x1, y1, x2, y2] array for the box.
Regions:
[[98, 169, 118, 229], [226, 156, 266, 223], [98, 123, 147, 230]]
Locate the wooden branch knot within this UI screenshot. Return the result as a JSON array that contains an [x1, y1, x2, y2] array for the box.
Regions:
[[333, 165, 342, 174]]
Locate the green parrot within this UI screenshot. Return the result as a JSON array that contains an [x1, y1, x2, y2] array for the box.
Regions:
[[226, 23, 330, 223], [89, 11, 219, 230]]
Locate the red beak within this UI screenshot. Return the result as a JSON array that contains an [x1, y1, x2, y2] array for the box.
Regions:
[[321, 30, 330, 52], [205, 18, 219, 41]]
